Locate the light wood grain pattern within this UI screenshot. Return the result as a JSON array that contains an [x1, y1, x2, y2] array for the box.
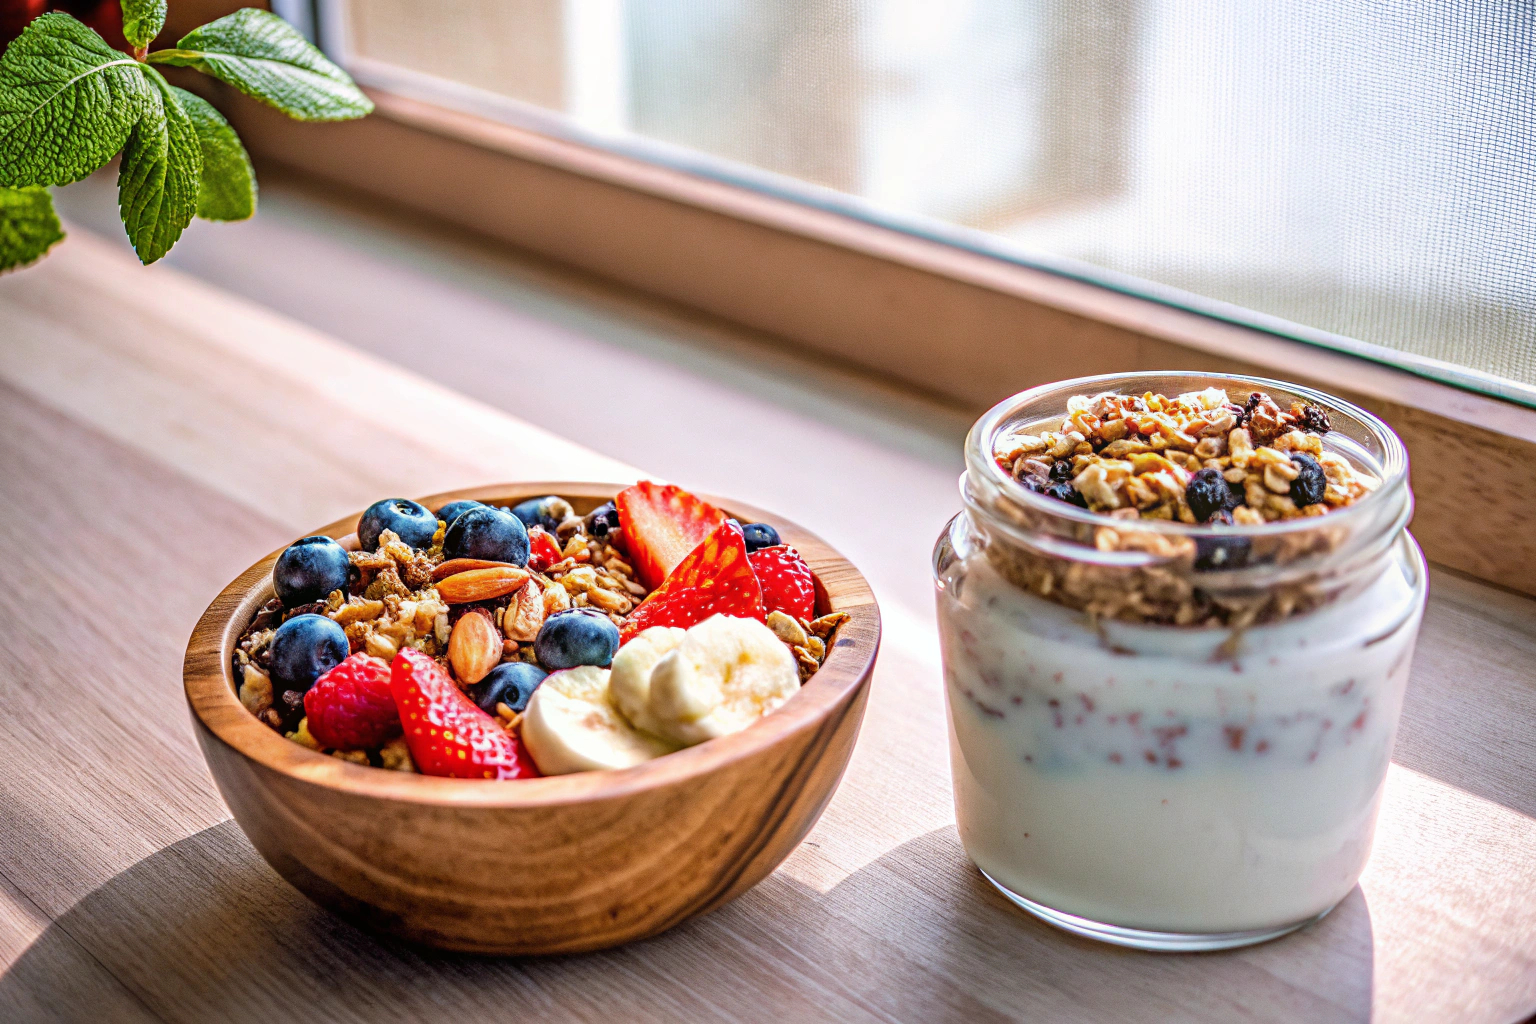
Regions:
[[185, 483, 879, 953], [0, 233, 1533, 1022]]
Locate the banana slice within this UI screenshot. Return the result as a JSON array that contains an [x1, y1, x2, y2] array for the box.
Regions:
[[644, 615, 800, 746], [521, 665, 676, 775], [609, 626, 687, 737]]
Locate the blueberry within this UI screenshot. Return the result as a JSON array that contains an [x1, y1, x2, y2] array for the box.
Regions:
[[1016, 473, 1048, 493], [509, 495, 574, 534], [444, 506, 530, 566], [358, 498, 438, 551], [436, 500, 484, 529], [584, 501, 621, 537], [1185, 468, 1230, 523], [1194, 513, 1252, 571], [273, 536, 352, 608], [1048, 460, 1075, 483], [534, 608, 620, 670], [268, 614, 349, 694], [1045, 482, 1089, 508], [741, 523, 780, 552], [466, 662, 548, 715], [1289, 453, 1327, 507]]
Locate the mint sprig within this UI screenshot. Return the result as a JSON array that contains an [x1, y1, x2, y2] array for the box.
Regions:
[[0, 5, 369, 269]]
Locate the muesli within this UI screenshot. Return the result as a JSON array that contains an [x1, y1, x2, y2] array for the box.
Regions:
[[233, 484, 845, 778]]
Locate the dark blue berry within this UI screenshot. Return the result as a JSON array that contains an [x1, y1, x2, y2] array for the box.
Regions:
[[358, 498, 438, 551], [1048, 460, 1075, 483], [466, 662, 548, 715], [1016, 473, 1048, 493], [1194, 512, 1252, 571], [444, 506, 530, 566], [741, 523, 780, 552], [509, 496, 573, 534], [1045, 482, 1088, 507], [268, 614, 349, 694], [1185, 468, 1230, 523], [1289, 453, 1327, 507], [585, 501, 621, 537], [274, 536, 351, 608], [534, 608, 620, 670], [435, 500, 484, 528]]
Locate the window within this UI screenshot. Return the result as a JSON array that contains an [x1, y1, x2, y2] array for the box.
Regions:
[[316, 0, 1535, 407]]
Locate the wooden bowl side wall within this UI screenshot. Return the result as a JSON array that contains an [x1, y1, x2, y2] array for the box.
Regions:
[[185, 484, 880, 953]]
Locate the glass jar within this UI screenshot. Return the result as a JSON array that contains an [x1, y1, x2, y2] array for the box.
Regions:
[[934, 372, 1426, 951]]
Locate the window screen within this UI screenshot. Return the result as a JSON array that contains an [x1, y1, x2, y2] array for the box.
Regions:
[[324, 0, 1536, 405]]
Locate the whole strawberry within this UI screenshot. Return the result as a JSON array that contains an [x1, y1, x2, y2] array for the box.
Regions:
[[304, 652, 401, 751], [749, 545, 817, 622], [391, 648, 540, 779]]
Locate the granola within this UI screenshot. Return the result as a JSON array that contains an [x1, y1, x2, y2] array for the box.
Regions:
[[979, 388, 1389, 629]]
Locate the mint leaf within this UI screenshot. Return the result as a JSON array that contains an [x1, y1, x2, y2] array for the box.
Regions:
[[148, 9, 372, 121], [171, 87, 255, 221], [118, 67, 202, 264], [121, 0, 168, 51], [0, 185, 64, 272], [0, 13, 151, 187]]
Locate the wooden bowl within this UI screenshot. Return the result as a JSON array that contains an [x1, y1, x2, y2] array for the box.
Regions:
[[184, 483, 880, 954]]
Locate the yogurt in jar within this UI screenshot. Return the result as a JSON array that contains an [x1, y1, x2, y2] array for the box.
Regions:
[[937, 531, 1423, 936], [937, 373, 1426, 948]]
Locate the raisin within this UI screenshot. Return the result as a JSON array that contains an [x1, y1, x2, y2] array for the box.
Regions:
[[1049, 460, 1075, 483], [1289, 452, 1327, 507]]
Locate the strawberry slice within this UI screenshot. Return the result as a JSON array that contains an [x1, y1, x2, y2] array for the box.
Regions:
[[391, 648, 540, 779], [615, 481, 727, 591], [305, 652, 401, 751], [619, 521, 764, 643], [527, 526, 563, 572], [749, 545, 817, 622]]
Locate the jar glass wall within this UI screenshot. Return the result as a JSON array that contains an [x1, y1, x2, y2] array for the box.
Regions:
[[934, 372, 1426, 951]]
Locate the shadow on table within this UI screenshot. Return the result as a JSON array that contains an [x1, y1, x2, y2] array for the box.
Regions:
[[0, 821, 1373, 1024]]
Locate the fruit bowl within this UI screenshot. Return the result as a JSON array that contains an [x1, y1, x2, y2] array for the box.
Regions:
[[183, 483, 880, 954]]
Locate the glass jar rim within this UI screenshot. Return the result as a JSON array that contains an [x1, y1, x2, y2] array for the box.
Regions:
[[967, 371, 1411, 542]]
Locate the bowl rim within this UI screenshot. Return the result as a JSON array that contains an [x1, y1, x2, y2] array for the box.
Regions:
[[184, 482, 882, 809]]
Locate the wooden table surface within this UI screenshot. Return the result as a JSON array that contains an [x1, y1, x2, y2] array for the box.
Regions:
[[1, 233, 1533, 1024]]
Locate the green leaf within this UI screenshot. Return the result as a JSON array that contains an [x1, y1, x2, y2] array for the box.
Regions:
[[148, 9, 373, 122], [118, 67, 202, 264], [171, 87, 255, 221], [0, 13, 152, 187], [121, 0, 168, 51], [0, 185, 64, 272]]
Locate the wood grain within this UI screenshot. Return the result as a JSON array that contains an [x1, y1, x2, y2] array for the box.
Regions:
[[0, 231, 1533, 1022], [185, 484, 880, 954]]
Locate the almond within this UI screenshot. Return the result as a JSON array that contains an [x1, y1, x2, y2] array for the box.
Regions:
[[432, 558, 520, 582], [501, 578, 545, 642], [448, 609, 502, 685], [436, 566, 529, 603]]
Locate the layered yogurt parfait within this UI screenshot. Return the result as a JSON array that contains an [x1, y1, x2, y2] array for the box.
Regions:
[[934, 373, 1425, 950]]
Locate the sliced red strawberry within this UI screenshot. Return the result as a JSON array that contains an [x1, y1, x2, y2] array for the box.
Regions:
[[620, 521, 764, 643], [391, 648, 540, 779], [615, 481, 727, 591], [304, 652, 401, 751], [749, 545, 817, 622], [527, 526, 563, 572]]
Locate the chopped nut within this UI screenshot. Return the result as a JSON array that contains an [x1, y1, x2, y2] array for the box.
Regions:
[[239, 665, 273, 716], [502, 578, 546, 642], [767, 610, 809, 647]]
